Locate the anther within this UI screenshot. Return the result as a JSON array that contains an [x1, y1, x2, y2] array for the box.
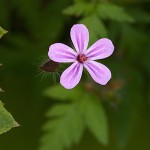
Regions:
[[77, 54, 87, 63]]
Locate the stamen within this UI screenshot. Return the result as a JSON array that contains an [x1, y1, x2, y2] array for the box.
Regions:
[[77, 54, 87, 63]]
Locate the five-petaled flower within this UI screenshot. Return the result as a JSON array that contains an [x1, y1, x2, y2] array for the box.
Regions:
[[48, 24, 114, 89]]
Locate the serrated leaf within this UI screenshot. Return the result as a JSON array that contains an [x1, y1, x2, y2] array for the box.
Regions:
[[43, 85, 84, 101], [84, 94, 108, 145], [41, 85, 109, 150], [97, 3, 134, 22], [63, 2, 94, 17], [40, 86, 87, 150], [39, 101, 85, 150], [0, 26, 8, 38], [45, 104, 71, 117], [0, 101, 19, 134]]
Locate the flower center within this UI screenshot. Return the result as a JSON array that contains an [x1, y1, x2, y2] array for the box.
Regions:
[[77, 54, 87, 63]]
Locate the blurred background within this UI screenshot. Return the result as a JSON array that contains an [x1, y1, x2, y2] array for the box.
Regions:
[[0, 0, 150, 150]]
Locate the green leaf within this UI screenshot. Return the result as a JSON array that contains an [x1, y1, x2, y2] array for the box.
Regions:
[[63, 2, 94, 17], [80, 15, 107, 44], [0, 26, 17, 135], [43, 84, 84, 101], [45, 104, 71, 117], [42, 85, 109, 149], [0, 101, 19, 134], [0, 26, 8, 38], [39, 101, 85, 150], [84, 94, 108, 145], [97, 3, 134, 22]]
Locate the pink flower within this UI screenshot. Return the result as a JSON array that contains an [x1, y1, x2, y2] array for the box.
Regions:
[[48, 24, 114, 89]]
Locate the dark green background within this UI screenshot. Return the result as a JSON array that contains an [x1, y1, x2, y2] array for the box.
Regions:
[[0, 0, 150, 150]]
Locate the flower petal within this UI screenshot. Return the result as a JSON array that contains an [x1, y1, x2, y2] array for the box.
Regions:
[[71, 24, 89, 54], [60, 61, 83, 89], [84, 61, 111, 85], [85, 38, 114, 60], [48, 43, 77, 63]]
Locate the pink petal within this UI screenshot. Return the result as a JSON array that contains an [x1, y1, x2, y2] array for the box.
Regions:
[[60, 61, 83, 89], [70, 24, 89, 54], [85, 38, 114, 60], [84, 61, 111, 85], [48, 43, 77, 63]]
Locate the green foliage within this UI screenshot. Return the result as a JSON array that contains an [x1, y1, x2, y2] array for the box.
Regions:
[[79, 14, 107, 44], [0, 27, 18, 135], [39, 103, 85, 150], [83, 94, 108, 145], [0, 0, 150, 149], [0, 0, 71, 148], [0, 26, 8, 38], [97, 3, 134, 22], [0, 101, 18, 134], [63, 1, 134, 44], [39, 85, 108, 150], [63, 2, 95, 17], [43, 85, 84, 101], [64, 1, 134, 22]]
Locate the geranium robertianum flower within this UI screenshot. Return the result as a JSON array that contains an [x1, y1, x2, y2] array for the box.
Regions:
[[48, 24, 114, 89]]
